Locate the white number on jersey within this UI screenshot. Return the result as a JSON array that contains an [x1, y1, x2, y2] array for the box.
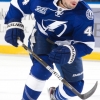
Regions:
[[84, 26, 92, 36]]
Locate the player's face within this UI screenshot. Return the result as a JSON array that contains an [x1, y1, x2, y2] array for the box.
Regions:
[[60, 0, 79, 9]]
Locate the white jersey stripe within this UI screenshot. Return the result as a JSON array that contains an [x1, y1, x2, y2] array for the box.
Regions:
[[55, 40, 95, 50], [11, 0, 25, 16]]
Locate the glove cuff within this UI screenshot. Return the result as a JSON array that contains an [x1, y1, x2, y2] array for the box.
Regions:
[[6, 22, 24, 31], [64, 45, 76, 64]]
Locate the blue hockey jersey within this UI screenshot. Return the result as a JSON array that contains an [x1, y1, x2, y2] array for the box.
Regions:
[[4, 0, 95, 58]]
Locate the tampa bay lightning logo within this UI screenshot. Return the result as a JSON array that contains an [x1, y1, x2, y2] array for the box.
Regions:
[[37, 19, 68, 37], [86, 9, 94, 20]]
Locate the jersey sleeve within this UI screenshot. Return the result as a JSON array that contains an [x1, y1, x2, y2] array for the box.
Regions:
[[5, 0, 33, 24], [72, 10, 95, 58]]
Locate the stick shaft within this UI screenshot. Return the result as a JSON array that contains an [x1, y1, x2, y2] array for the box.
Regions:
[[17, 40, 98, 100]]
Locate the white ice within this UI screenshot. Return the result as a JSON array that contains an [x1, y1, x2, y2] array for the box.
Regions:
[[0, 54, 100, 100]]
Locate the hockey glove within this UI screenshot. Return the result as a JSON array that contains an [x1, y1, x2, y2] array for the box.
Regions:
[[49, 45, 76, 65], [5, 19, 25, 47]]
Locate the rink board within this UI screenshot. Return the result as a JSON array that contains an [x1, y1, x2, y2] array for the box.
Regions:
[[0, 2, 100, 60], [0, 44, 100, 61]]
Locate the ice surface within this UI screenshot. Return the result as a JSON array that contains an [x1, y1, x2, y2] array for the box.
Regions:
[[0, 54, 100, 100]]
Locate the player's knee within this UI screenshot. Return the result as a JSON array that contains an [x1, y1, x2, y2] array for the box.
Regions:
[[64, 80, 84, 97], [30, 55, 54, 80]]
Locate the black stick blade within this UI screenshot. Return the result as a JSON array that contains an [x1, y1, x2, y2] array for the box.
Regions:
[[80, 81, 98, 100]]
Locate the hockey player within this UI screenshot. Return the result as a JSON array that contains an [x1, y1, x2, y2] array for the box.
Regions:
[[4, 0, 95, 100]]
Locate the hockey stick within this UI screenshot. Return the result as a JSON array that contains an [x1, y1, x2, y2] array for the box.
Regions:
[[17, 39, 98, 100]]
